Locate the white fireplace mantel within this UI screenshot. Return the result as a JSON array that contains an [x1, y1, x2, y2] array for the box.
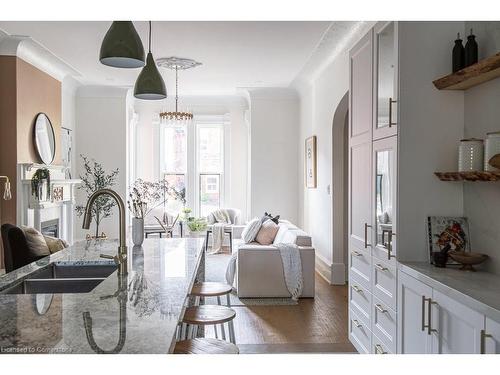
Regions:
[[17, 163, 81, 244]]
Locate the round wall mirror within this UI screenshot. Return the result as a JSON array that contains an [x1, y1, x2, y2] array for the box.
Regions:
[[33, 113, 56, 165]]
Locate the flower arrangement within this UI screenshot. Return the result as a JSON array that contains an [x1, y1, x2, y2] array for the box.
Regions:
[[186, 217, 208, 233], [31, 168, 51, 200], [127, 179, 168, 219]]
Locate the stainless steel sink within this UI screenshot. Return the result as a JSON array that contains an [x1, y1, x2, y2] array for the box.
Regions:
[[0, 262, 117, 295]]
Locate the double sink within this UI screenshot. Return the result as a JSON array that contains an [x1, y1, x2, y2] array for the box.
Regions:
[[0, 262, 118, 295]]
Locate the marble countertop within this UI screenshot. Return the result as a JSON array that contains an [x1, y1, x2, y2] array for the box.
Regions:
[[0, 238, 205, 354], [399, 261, 500, 322]]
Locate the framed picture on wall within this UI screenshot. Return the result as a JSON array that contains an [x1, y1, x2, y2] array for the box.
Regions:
[[427, 216, 471, 265], [305, 135, 317, 188]]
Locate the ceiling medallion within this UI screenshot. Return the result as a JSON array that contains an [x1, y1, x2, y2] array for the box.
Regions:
[[157, 57, 202, 122]]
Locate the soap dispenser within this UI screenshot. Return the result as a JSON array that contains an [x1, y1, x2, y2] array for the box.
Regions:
[[465, 29, 478, 67], [452, 33, 465, 72]]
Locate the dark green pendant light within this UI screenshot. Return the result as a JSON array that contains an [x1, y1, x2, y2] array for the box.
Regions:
[[134, 21, 167, 100], [100, 21, 145, 68]]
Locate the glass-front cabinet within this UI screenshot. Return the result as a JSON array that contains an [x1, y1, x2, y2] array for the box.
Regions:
[[372, 136, 397, 265], [373, 21, 398, 140]]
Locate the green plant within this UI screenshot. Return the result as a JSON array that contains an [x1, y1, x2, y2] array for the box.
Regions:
[[75, 155, 119, 238], [186, 217, 207, 232], [31, 168, 51, 200]]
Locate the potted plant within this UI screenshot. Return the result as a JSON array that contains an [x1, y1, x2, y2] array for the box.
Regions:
[[75, 155, 119, 239], [186, 217, 208, 237]]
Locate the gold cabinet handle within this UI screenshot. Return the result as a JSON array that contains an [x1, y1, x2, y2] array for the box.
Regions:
[[353, 319, 362, 328], [481, 330, 493, 354], [352, 285, 363, 294], [352, 250, 363, 257], [375, 344, 387, 354], [375, 263, 388, 271], [387, 231, 396, 260], [375, 303, 387, 313], [388, 98, 397, 127], [364, 223, 372, 248]]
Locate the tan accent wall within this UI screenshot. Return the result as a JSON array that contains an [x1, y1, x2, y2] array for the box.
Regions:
[[0, 56, 62, 269]]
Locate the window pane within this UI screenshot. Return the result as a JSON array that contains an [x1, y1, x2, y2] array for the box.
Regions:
[[199, 174, 220, 217], [163, 126, 186, 173], [165, 174, 186, 213], [198, 126, 223, 173]]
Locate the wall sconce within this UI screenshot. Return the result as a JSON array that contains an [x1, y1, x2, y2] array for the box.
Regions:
[[0, 176, 12, 200]]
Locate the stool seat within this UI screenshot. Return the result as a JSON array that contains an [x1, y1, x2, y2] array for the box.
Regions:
[[182, 305, 236, 325], [191, 282, 232, 297], [174, 338, 239, 354]]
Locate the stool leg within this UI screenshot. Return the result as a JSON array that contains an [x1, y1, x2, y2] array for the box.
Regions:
[[205, 231, 210, 253], [229, 320, 236, 344], [216, 296, 226, 341], [226, 293, 231, 307], [214, 325, 219, 339]]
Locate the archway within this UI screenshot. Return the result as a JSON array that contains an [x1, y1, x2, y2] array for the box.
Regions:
[[330, 91, 349, 285]]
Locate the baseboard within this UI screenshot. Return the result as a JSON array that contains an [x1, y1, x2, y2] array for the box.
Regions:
[[315, 254, 332, 284], [315, 255, 346, 285]]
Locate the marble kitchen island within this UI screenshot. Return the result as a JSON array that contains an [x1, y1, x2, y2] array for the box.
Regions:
[[0, 238, 205, 354]]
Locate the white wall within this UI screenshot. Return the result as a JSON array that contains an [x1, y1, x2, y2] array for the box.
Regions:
[[61, 76, 79, 177], [74, 86, 128, 240], [247, 88, 299, 223], [463, 22, 500, 274]]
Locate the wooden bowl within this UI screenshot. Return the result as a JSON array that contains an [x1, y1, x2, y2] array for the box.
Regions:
[[489, 154, 500, 170], [448, 251, 488, 271]]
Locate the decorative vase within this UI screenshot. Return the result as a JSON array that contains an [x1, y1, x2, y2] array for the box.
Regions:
[[458, 138, 484, 172], [464, 29, 478, 67], [484, 131, 500, 171], [452, 33, 465, 73], [132, 217, 144, 246]]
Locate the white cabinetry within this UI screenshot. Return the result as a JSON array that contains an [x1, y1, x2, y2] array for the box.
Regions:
[[484, 317, 500, 354]]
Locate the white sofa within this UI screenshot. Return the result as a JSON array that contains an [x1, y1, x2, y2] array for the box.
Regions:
[[232, 220, 315, 298]]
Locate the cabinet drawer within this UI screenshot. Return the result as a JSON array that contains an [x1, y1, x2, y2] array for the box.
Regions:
[[349, 308, 372, 354], [371, 295, 397, 352], [349, 247, 371, 289], [372, 332, 393, 354], [349, 275, 372, 327], [372, 259, 397, 310]]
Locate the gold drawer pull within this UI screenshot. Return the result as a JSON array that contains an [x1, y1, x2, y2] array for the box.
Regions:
[[375, 344, 388, 354], [375, 303, 387, 313], [352, 285, 363, 293], [375, 264, 388, 271], [352, 319, 362, 328]]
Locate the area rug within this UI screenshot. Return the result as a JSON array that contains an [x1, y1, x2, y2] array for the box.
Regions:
[[205, 253, 298, 306]]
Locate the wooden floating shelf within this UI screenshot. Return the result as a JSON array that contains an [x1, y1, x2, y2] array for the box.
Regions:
[[435, 171, 500, 182], [433, 52, 500, 90]]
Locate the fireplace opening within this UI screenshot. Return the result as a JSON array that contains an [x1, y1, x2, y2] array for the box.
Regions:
[[41, 219, 59, 238]]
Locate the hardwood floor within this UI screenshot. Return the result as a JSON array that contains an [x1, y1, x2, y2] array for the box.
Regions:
[[205, 271, 356, 354]]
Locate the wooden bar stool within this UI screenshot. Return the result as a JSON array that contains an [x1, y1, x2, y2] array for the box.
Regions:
[[189, 282, 233, 340], [174, 338, 239, 354], [180, 305, 236, 344]]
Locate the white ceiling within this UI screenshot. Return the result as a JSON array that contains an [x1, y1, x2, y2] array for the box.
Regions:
[[0, 21, 331, 95]]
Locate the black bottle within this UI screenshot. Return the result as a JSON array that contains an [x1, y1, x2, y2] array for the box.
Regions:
[[465, 29, 478, 67], [452, 33, 465, 72]]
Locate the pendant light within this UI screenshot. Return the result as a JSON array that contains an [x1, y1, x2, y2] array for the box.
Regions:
[[134, 21, 167, 100], [99, 21, 145, 68]]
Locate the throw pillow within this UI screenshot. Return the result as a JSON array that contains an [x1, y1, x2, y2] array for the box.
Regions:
[[255, 219, 279, 245], [241, 218, 262, 243], [43, 235, 69, 254], [21, 226, 50, 257]]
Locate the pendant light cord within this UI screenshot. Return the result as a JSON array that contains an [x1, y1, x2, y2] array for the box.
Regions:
[[148, 21, 152, 52]]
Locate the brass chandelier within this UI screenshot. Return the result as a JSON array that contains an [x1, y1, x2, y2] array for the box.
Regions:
[[157, 57, 201, 123]]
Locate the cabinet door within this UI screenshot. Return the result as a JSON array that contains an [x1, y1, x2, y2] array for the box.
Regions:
[[372, 136, 397, 265], [373, 21, 398, 140], [397, 272, 433, 353], [431, 290, 484, 354], [483, 317, 500, 354]]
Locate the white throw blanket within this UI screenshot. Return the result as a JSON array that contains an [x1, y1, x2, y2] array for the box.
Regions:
[[225, 242, 303, 300], [209, 209, 231, 255]]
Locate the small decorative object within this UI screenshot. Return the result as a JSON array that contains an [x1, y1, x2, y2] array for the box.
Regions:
[[53, 186, 64, 201], [75, 155, 119, 238], [305, 136, 317, 188], [132, 217, 144, 246], [488, 153, 500, 170], [452, 33, 465, 73], [33, 113, 56, 165], [86, 232, 107, 241], [464, 29, 478, 67], [186, 217, 207, 237], [0, 175, 12, 200], [427, 216, 470, 266], [31, 168, 51, 201], [448, 250, 488, 271], [127, 179, 171, 219], [484, 131, 500, 171], [458, 138, 484, 172]]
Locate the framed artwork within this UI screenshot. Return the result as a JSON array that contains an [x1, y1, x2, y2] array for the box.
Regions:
[[305, 136, 317, 188], [427, 216, 471, 265]]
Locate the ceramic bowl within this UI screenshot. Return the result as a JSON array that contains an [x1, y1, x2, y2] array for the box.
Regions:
[[448, 251, 488, 271]]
